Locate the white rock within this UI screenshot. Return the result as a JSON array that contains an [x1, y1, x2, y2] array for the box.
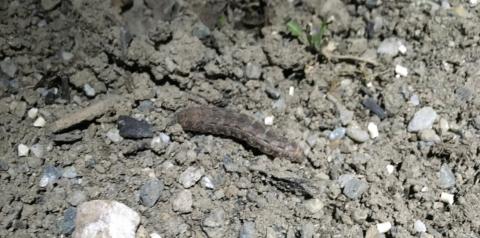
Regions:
[[73, 200, 140, 238], [150, 233, 162, 238], [106, 129, 123, 143], [178, 166, 205, 188], [414, 220, 427, 233], [439, 118, 449, 134], [264, 116, 274, 126], [470, 0, 478, 6], [27, 108, 39, 119], [304, 198, 324, 213], [376, 222, 392, 233], [398, 43, 407, 54], [172, 189, 193, 213], [386, 165, 395, 174], [419, 129, 441, 143], [440, 192, 454, 205], [377, 38, 401, 56], [409, 94, 420, 106], [367, 122, 379, 138], [18, 144, 29, 157], [395, 64, 408, 77], [83, 83, 96, 97], [33, 116, 46, 127], [289, 86, 295, 96], [407, 107, 438, 132]]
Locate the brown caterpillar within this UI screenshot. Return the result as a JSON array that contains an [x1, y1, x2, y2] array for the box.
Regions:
[[175, 106, 304, 162]]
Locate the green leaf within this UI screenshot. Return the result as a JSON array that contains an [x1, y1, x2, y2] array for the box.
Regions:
[[287, 20, 309, 45], [310, 21, 328, 51]]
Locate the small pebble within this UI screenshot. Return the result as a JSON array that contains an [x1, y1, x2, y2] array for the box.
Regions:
[[347, 124, 370, 143], [172, 189, 193, 213], [191, 22, 211, 39], [386, 165, 395, 174], [203, 208, 225, 227], [395, 64, 408, 77], [39, 165, 62, 187], [409, 94, 420, 106], [137, 100, 154, 112], [339, 175, 369, 199], [265, 87, 281, 99], [30, 143, 45, 158], [118, 116, 153, 139], [18, 144, 29, 157], [440, 192, 454, 205], [83, 83, 96, 97], [329, 127, 346, 140], [150, 233, 162, 238], [245, 63, 262, 80], [470, 0, 478, 6], [264, 115, 274, 126], [301, 222, 315, 238], [289, 86, 294, 96], [61, 51, 74, 61], [438, 164, 456, 188], [33, 116, 46, 127], [419, 129, 440, 143], [240, 221, 256, 238], [367, 122, 379, 138], [106, 128, 123, 143], [407, 107, 438, 132], [0, 159, 9, 171], [377, 38, 401, 56], [61, 207, 77, 235], [201, 176, 215, 189], [0, 57, 17, 78], [377, 222, 392, 233], [414, 220, 427, 233], [67, 190, 88, 206], [398, 43, 407, 54], [306, 134, 318, 147], [362, 98, 387, 119], [139, 179, 164, 207], [159, 133, 170, 144], [178, 166, 205, 188], [304, 198, 324, 213], [62, 166, 78, 178], [339, 107, 354, 125], [27, 108, 39, 119], [439, 118, 449, 134]]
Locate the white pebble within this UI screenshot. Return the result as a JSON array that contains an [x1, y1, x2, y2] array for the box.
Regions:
[[386, 165, 395, 174], [27, 108, 38, 119], [421, 186, 429, 192], [367, 122, 379, 138], [408, 107, 438, 132], [18, 144, 29, 157], [409, 94, 420, 106], [398, 43, 407, 54], [395, 64, 408, 77], [439, 118, 449, 134], [376, 222, 392, 233], [470, 0, 478, 6], [106, 128, 123, 143], [440, 192, 454, 205], [289, 86, 295, 96], [31, 143, 45, 158], [414, 220, 427, 233], [264, 115, 274, 125], [150, 233, 162, 238], [83, 83, 96, 97], [33, 116, 46, 127]]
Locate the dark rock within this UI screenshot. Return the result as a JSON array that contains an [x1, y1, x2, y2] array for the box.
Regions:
[[0, 159, 9, 171], [52, 130, 83, 143], [118, 116, 153, 139], [362, 97, 387, 119]]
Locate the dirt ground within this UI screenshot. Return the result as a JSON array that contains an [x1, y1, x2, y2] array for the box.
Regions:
[[1, 0, 480, 237]]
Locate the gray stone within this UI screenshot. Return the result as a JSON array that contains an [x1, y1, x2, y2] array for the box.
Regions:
[[346, 124, 370, 143], [67, 190, 87, 206], [137, 100, 154, 112], [329, 127, 346, 140], [304, 198, 324, 213], [203, 208, 225, 227], [201, 176, 215, 189], [139, 179, 164, 207], [61, 207, 76, 235], [265, 87, 281, 99], [438, 164, 456, 189], [41, 0, 61, 10], [245, 63, 261, 80], [62, 166, 78, 178], [306, 134, 318, 147], [73, 200, 140, 238], [0, 159, 9, 171], [339, 107, 354, 125], [377, 38, 401, 57], [30, 143, 45, 158], [192, 22, 211, 39], [172, 189, 192, 213], [39, 165, 62, 187], [178, 166, 204, 188], [339, 175, 368, 199], [0, 57, 17, 78], [301, 222, 315, 238], [408, 107, 437, 132], [419, 129, 441, 143], [240, 221, 256, 238]]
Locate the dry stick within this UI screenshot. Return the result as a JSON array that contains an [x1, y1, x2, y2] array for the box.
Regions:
[[322, 49, 379, 66], [49, 94, 121, 133]]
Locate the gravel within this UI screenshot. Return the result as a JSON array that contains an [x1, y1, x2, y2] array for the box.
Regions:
[[346, 124, 370, 143], [39, 165, 62, 187], [61, 207, 77, 235], [239, 221, 256, 238], [172, 189, 193, 213], [329, 127, 346, 140], [117, 116, 153, 139], [438, 164, 456, 188], [139, 179, 164, 207], [178, 166, 205, 188]]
